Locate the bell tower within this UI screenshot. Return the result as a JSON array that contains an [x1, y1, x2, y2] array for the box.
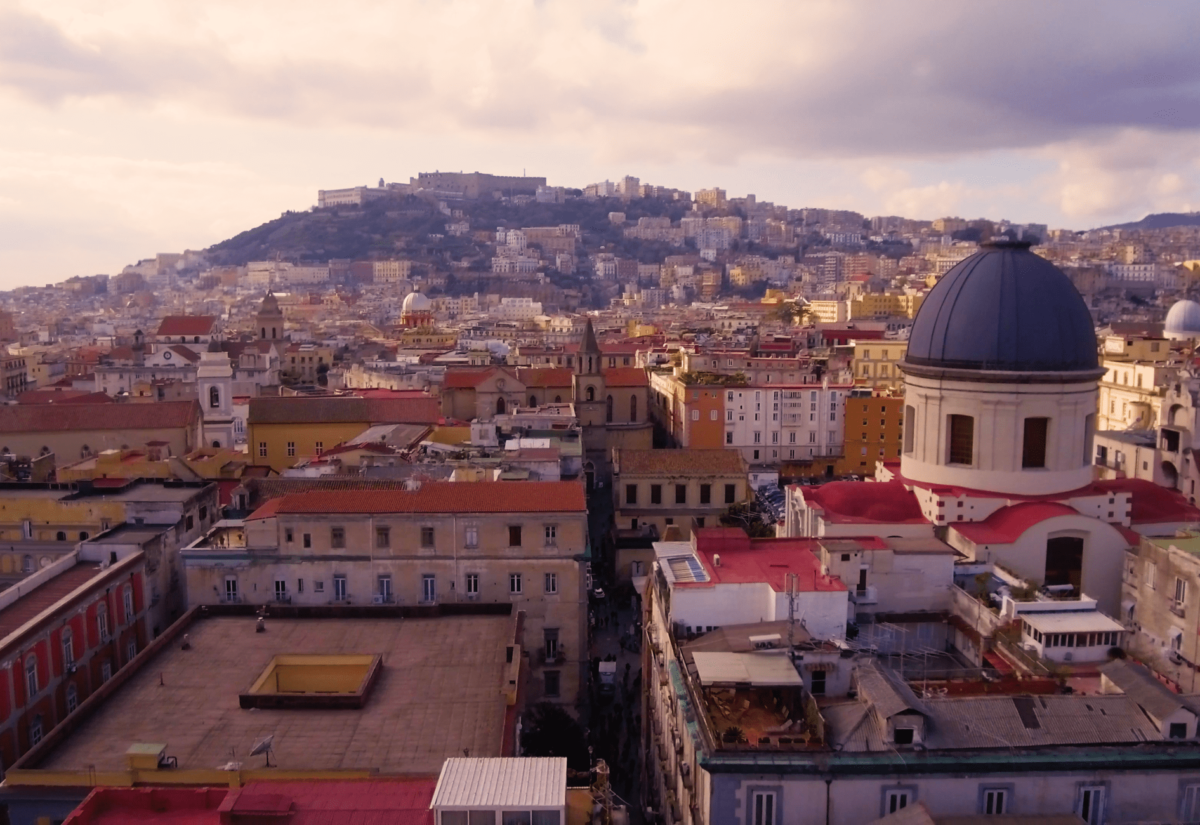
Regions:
[[572, 319, 608, 449]]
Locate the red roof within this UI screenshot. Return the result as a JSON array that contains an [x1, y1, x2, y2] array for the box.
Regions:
[[602, 367, 648, 387], [63, 779, 437, 825], [952, 502, 1080, 544], [156, 316, 217, 337], [168, 345, 201, 363], [518, 367, 573, 388], [16, 390, 113, 405], [802, 480, 927, 524], [686, 528, 846, 592], [0, 561, 106, 639], [250, 481, 587, 517], [0, 401, 200, 433], [1093, 478, 1200, 524], [441, 368, 503, 389]]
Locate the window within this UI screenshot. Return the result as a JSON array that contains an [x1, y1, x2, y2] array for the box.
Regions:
[[258, 442, 267, 458], [626, 483, 638, 505], [948, 414, 974, 465], [223, 577, 238, 604], [1023, 417, 1049, 468], [209, 386, 220, 408], [700, 484, 711, 505], [509, 573, 523, 595], [544, 524, 557, 544], [1147, 560, 1157, 590], [650, 484, 662, 504], [56, 531, 66, 541], [545, 572, 558, 594], [1077, 784, 1105, 825], [421, 526, 435, 548], [66, 683, 78, 713], [123, 587, 133, 620], [725, 484, 736, 504], [465, 526, 479, 548], [314, 580, 324, 593], [1176, 576, 1189, 611], [884, 789, 912, 816], [465, 573, 479, 596], [710, 409, 718, 421], [1170, 722, 1188, 739], [274, 579, 287, 601], [101, 660, 112, 682], [754, 431, 761, 443], [508, 526, 522, 547], [894, 727, 914, 745], [811, 670, 826, 696], [29, 714, 43, 746], [315, 441, 323, 455], [752, 791, 775, 825], [376, 527, 390, 548], [691, 409, 699, 421], [331, 527, 345, 548], [544, 670, 561, 697], [1181, 783, 1200, 823], [726, 432, 733, 445], [62, 628, 74, 667], [675, 484, 687, 504], [606, 395, 613, 423], [287, 441, 296, 457], [377, 575, 392, 602], [25, 655, 37, 697], [727, 410, 733, 421], [126, 639, 137, 663], [982, 788, 1008, 815], [303, 533, 312, 549], [903, 404, 915, 453], [298, 579, 304, 593], [422, 574, 436, 603], [333, 575, 347, 601]]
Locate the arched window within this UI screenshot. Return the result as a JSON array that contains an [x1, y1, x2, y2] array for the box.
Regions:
[[554, 395, 562, 403], [630, 395, 638, 422], [62, 627, 74, 666], [529, 396, 537, 408], [25, 655, 37, 697], [212, 440, 221, 449], [606, 395, 614, 423], [56, 531, 66, 541], [209, 386, 220, 408], [79, 532, 89, 541], [80, 444, 91, 458], [261, 327, 267, 339], [586, 386, 595, 402], [496, 397, 506, 416], [39, 446, 50, 456]]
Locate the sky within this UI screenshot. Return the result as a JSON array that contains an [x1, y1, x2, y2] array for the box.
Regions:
[[1, 1, 1199, 288]]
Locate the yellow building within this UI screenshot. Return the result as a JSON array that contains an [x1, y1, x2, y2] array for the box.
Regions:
[[283, 343, 337, 383], [394, 327, 456, 348], [852, 340, 908, 392], [57, 446, 253, 483], [835, 394, 905, 476], [1097, 359, 1175, 431], [806, 300, 849, 324], [248, 395, 439, 471], [849, 292, 924, 319], [0, 400, 202, 462], [1101, 334, 1171, 363], [182, 481, 588, 707]]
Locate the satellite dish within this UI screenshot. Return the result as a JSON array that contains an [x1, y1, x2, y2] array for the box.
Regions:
[[250, 734, 275, 767]]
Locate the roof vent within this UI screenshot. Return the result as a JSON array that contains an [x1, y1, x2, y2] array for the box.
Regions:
[[713, 553, 721, 567], [403, 478, 422, 492]]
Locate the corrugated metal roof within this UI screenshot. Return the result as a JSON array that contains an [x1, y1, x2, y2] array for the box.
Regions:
[[431, 758, 566, 809], [692, 652, 804, 687]]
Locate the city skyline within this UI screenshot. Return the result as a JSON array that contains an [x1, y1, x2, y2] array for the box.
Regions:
[[1, 0, 1199, 287]]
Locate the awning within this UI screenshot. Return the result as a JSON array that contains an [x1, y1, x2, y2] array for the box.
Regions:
[[803, 662, 836, 673]]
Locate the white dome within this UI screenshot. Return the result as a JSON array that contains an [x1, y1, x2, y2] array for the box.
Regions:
[[402, 291, 432, 313], [1165, 299, 1200, 340]]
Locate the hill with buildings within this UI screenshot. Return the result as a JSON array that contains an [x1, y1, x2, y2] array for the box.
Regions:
[[1101, 212, 1200, 232]]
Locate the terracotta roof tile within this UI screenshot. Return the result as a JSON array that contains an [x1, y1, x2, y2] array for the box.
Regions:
[[253, 481, 586, 517], [602, 367, 648, 387], [617, 449, 745, 477], [156, 316, 217, 337], [0, 401, 201, 433], [517, 368, 573, 388], [247, 396, 438, 426]]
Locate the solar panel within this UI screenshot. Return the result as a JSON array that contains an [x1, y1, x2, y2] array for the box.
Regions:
[[667, 556, 709, 583]]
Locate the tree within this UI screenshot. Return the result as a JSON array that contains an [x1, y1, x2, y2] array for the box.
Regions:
[[520, 702, 590, 771]]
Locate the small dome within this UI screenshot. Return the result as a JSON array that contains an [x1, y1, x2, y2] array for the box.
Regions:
[[905, 240, 1098, 373], [402, 291, 432, 313], [258, 292, 280, 314], [1164, 299, 1200, 340]]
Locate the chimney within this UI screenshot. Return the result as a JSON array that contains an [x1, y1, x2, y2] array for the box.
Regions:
[[713, 554, 721, 567]]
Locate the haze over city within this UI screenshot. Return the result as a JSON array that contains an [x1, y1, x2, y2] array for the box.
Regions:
[[2, 0, 1200, 286]]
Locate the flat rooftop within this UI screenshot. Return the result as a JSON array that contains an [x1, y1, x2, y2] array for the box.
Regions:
[[37, 615, 511, 775], [84, 524, 168, 544]]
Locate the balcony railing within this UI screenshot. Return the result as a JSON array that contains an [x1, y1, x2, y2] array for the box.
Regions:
[[852, 585, 879, 605], [539, 645, 566, 665], [1171, 601, 1187, 618]]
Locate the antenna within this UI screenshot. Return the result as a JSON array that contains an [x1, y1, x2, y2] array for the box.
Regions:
[[249, 734, 275, 768], [788, 572, 797, 660]]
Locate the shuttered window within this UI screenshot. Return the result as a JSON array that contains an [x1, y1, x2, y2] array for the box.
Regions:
[[948, 415, 974, 465]]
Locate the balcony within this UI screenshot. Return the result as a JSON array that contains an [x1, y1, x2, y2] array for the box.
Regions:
[[372, 594, 396, 605], [852, 585, 878, 605], [1171, 601, 1187, 618], [539, 645, 566, 666], [272, 595, 292, 604]]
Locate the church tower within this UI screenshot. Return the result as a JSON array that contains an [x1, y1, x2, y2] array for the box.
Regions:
[[573, 319, 608, 453], [256, 292, 285, 342], [198, 336, 235, 449]]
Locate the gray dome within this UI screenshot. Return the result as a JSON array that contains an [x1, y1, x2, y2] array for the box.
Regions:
[[1165, 299, 1200, 339], [905, 240, 1098, 373]]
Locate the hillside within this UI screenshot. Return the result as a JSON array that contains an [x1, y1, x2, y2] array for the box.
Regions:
[[1099, 212, 1200, 232], [205, 194, 694, 267]]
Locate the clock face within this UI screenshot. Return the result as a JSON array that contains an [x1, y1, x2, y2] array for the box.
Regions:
[[496, 378, 506, 390], [163, 351, 172, 360]]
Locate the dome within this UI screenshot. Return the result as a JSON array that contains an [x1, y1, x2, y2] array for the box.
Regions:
[[1164, 299, 1200, 340], [402, 291, 432, 313], [258, 292, 281, 315], [905, 240, 1098, 373]]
